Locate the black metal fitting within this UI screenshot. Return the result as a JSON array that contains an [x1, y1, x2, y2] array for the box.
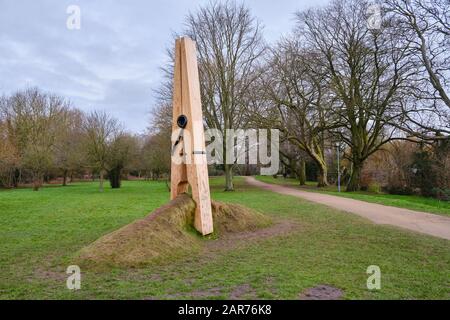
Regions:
[[177, 114, 188, 129]]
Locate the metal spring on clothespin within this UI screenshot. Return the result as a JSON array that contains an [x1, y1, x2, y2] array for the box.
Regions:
[[171, 115, 188, 156]]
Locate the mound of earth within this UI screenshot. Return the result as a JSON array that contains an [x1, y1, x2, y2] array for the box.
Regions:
[[76, 194, 271, 269]]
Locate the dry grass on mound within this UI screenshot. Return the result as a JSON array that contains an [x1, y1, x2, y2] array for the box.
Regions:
[[76, 194, 271, 269], [211, 201, 271, 234]]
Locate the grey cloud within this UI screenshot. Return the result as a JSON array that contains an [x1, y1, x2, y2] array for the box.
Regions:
[[0, 0, 327, 133]]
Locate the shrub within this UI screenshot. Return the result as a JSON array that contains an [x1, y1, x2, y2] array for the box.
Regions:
[[431, 188, 450, 201], [411, 150, 437, 197], [367, 182, 382, 194], [387, 185, 414, 195]]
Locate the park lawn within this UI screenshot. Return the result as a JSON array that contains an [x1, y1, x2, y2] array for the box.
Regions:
[[0, 178, 449, 299], [255, 176, 450, 217]]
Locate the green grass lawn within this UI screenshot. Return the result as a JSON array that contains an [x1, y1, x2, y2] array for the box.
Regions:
[[0, 178, 449, 299], [255, 176, 450, 217]]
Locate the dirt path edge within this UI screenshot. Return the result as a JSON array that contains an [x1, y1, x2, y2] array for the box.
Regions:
[[245, 177, 450, 241]]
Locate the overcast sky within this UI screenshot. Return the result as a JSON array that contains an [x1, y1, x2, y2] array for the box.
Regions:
[[0, 0, 328, 133]]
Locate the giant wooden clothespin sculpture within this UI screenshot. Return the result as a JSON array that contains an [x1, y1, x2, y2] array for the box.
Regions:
[[170, 37, 213, 236]]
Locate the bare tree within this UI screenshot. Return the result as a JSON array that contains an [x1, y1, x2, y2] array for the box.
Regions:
[[385, 0, 450, 137], [0, 104, 20, 188], [1, 88, 68, 190], [149, 102, 172, 134], [141, 131, 171, 180], [54, 108, 86, 186], [278, 141, 307, 185], [297, 0, 412, 191], [264, 38, 336, 187], [83, 111, 121, 192], [106, 133, 138, 188], [183, 0, 265, 191]]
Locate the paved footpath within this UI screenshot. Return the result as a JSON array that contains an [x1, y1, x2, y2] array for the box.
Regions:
[[245, 177, 450, 240]]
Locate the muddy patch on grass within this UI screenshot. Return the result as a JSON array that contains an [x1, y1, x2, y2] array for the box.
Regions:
[[32, 267, 67, 282], [145, 287, 224, 300], [229, 284, 257, 300], [125, 271, 163, 282], [204, 218, 300, 254], [299, 285, 344, 300], [145, 284, 259, 300]]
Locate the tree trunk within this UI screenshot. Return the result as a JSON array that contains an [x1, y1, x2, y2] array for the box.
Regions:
[[62, 170, 68, 186], [109, 166, 122, 189], [317, 163, 329, 187], [32, 173, 42, 191], [12, 168, 20, 188], [244, 164, 251, 176], [99, 170, 105, 192], [224, 164, 234, 191], [299, 159, 306, 186], [223, 127, 234, 191], [346, 162, 362, 192]]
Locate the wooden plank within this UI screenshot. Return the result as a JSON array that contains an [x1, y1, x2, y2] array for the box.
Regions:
[[170, 38, 189, 200], [170, 37, 213, 236]]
